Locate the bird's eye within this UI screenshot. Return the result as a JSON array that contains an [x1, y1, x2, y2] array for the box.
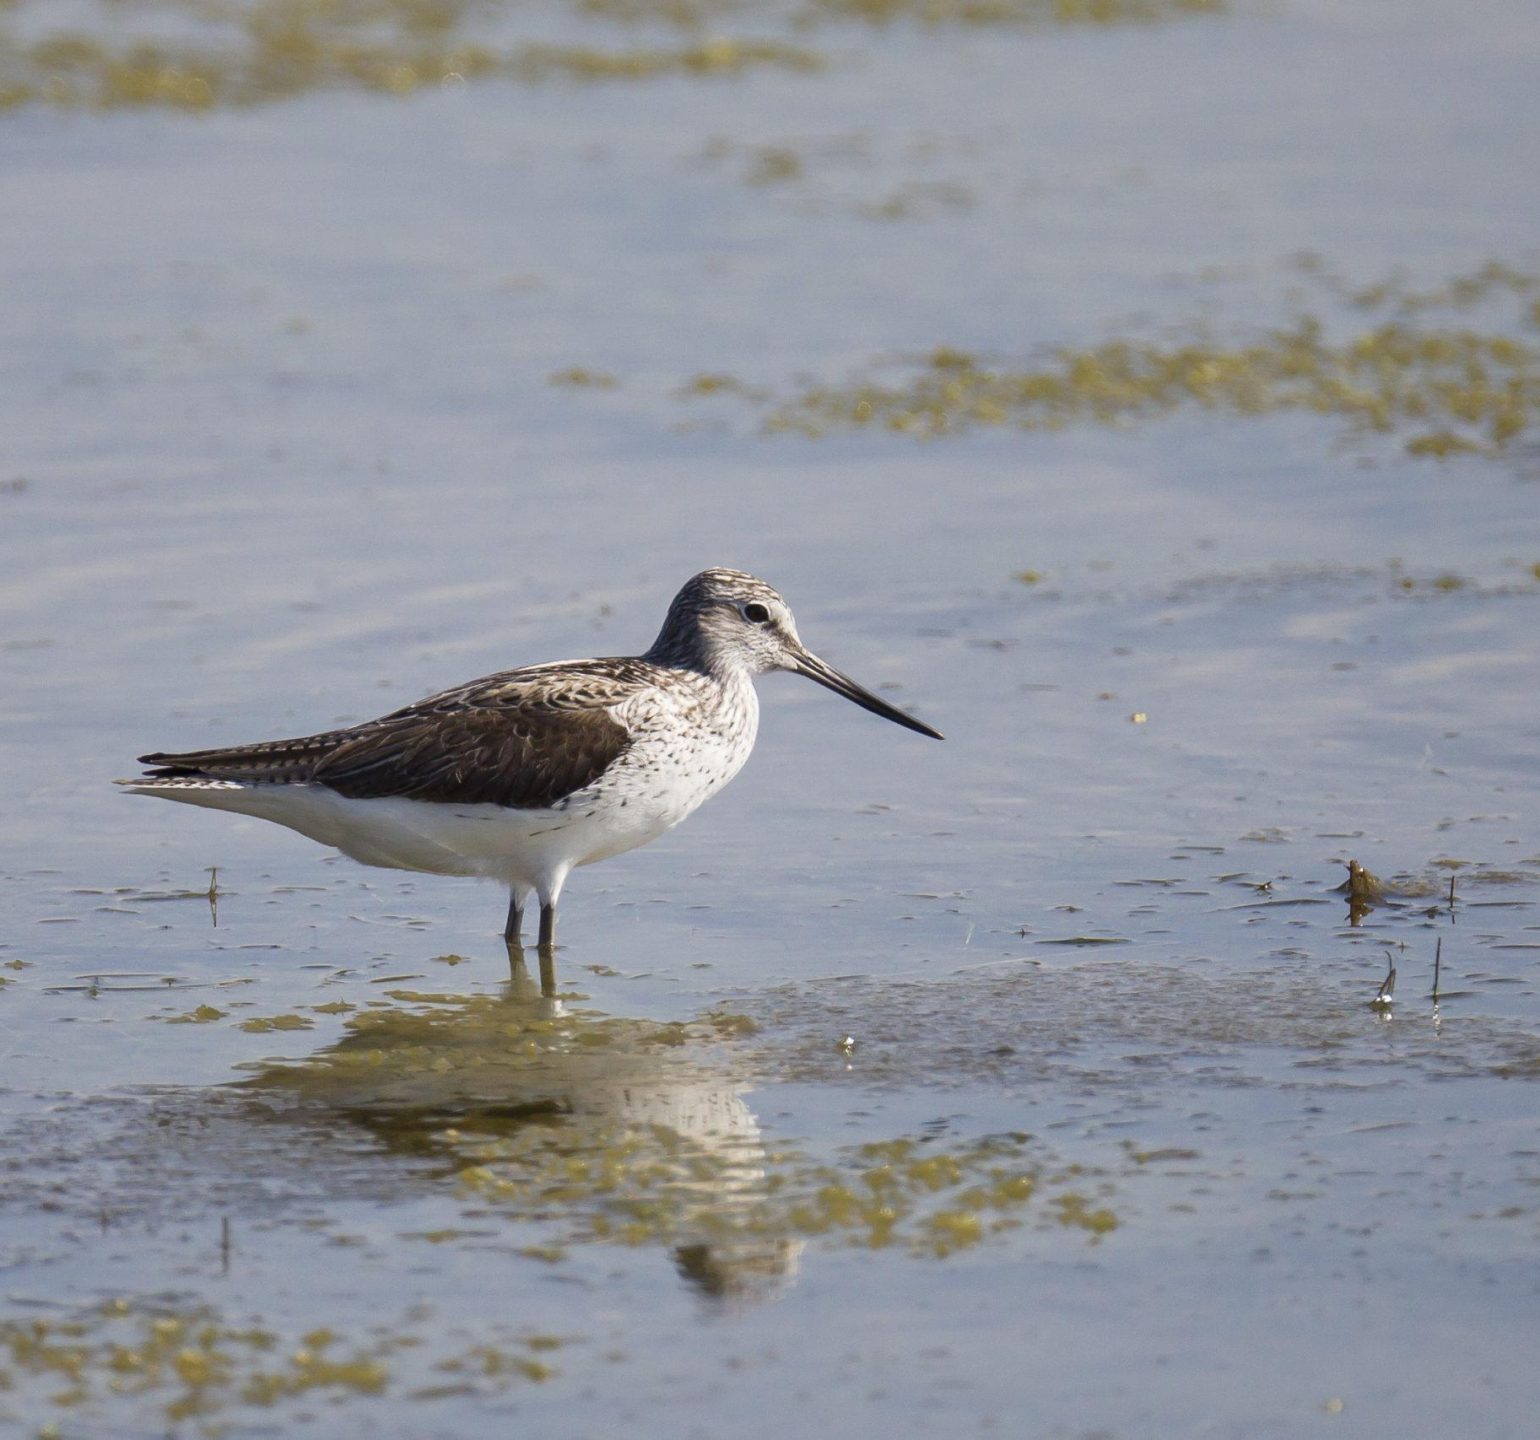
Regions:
[[743, 602, 772, 625]]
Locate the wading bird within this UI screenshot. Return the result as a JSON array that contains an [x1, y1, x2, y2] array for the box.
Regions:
[[122, 568, 942, 958]]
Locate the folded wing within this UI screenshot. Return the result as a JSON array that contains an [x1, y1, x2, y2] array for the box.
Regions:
[[137, 668, 636, 811]]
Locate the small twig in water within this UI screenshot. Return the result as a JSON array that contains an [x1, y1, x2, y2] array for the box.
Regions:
[[1432, 936, 1442, 1002]]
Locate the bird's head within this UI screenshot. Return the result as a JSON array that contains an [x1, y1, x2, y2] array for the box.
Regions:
[[649, 568, 943, 739]]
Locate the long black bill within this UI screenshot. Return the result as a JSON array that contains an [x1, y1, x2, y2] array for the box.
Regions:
[[793, 650, 944, 739]]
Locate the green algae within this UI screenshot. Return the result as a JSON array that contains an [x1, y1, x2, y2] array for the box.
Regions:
[[1154, 557, 1540, 605], [744, 143, 805, 185], [512, 36, 824, 78], [164, 1003, 228, 1023], [1, 26, 504, 112], [0, 4, 824, 112], [239, 987, 1116, 1284], [797, 0, 1223, 27], [0, 1304, 386, 1427], [658, 263, 1540, 457], [454, 1122, 1089, 1259], [583, 0, 1223, 26], [0, 0, 1224, 113], [0, 34, 824, 112], [678, 371, 770, 400], [757, 320, 1537, 453], [238, 1011, 314, 1032], [430, 1342, 559, 1385], [0, 1300, 566, 1433], [575, 0, 741, 27], [549, 366, 621, 389], [1322, 257, 1540, 317]]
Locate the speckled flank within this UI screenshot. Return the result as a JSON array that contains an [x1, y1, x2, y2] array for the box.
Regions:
[[119, 568, 937, 941]]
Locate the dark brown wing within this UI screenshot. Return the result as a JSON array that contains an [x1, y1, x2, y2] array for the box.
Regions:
[[312, 705, 628, 808], [137, 659, 648, 809]]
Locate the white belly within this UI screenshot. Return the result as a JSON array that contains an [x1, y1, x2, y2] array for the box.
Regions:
[[125, 781, 683, 887], [124, 695, 756, 892], [124, 673, 760, 900]]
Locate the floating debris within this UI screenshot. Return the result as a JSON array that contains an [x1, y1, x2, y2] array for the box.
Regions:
[[1340, 859, 1388, 906], [1370, 952, 1396, 1010]]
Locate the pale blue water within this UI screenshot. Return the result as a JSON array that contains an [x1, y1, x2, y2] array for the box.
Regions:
[[2, 0, 1539, 1434]]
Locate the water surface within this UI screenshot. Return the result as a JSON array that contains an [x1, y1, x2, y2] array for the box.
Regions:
[[2, 0, 1539, 1434]]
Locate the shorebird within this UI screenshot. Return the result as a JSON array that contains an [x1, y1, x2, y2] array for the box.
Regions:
[[121, 569, 942, 952]]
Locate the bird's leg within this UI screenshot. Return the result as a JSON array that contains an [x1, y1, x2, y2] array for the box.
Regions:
[[537, 902, 557, 998], [503, 890, 524, 944]]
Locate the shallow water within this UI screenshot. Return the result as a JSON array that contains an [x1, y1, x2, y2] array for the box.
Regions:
[[2, 0, 1539, 1434]]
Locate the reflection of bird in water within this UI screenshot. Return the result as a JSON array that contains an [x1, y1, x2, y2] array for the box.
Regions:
[[242, 976, 801, 1303], [121, 569, 941, 979]]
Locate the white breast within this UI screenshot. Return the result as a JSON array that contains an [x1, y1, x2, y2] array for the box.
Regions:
[[603, 671, 760, 831]]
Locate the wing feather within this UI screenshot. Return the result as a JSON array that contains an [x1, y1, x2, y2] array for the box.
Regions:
[[315, 707, 628, 808], [137, 731, 356, 786], [135, 659, 650, 808]]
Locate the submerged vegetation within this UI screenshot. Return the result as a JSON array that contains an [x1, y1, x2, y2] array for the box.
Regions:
[[758, 322, 1536, 452], [798, 0, 1222, 25], [0, 0, 1221, 111], [666, 261, 1540, 457], [0, 1300, 564, 1433], [245, 990, 1116, 1289], [0, 988, 1114, 1429], [0, 28, 822, 111], [453, 1123, 1111, 1260], [0, 0, 819, 111]]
